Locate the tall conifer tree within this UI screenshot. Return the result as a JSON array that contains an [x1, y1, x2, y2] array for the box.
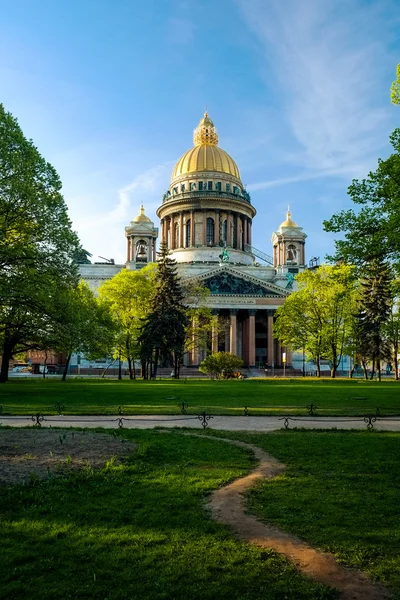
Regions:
[[140, 241, 188, 378]]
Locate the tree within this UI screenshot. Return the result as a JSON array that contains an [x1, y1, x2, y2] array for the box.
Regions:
[[139, 242, 188, 379], [199, 352, 243, 379], [98, 265, 157, 379], [391, 64, 400, 105], [52, 282, 116, 381], [323, 129, 400, 268], [358, 261, 393, 381], [274, 265, 357, 377], [0, 104, 81, 381]]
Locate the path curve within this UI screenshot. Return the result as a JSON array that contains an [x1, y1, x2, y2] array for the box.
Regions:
[[199, 435, 391, 600]]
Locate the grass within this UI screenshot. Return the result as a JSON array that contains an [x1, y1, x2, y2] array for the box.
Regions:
[[200, 428, 400, 598], [1, 378, 400, 416], [0, 428, 336, 600]]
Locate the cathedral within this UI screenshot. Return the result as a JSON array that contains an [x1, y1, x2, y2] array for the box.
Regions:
[[80, 113, 308, 370]]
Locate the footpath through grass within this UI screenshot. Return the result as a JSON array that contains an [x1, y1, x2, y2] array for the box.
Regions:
[[202, 428, 400, 599], [1, 377, 400, 416], [0, 428, 336, 600]]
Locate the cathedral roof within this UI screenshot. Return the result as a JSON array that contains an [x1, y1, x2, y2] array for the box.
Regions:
[[171, 112, 241, 181]]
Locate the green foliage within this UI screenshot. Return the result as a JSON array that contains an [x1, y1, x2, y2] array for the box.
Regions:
[[323, 129, 400, 267], [274, 265, 357, 377], [99, 264, 157, 377], [140, 242, 188, 378], [0, 430, 335, 599], [357, 261, 393, 380], [199, 352, 244, 379], [0, 104, 81, 381], [390, 64, 400, 105]]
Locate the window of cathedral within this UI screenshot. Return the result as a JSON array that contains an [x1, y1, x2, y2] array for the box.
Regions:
[[286, 244, 298, 264], [233, 186, 239, 195], [173, 187, 178, 194], [207, 181, 213, 191], [222, 219, 227, 242], [181, 184, 185, 192], [206, 217, 215, 245], [190, 182, 196, 191], [215, 181, 221, 191], [186, 219, 191, 247], [226, 183, 231, 192], [198, 181, 204, 191]]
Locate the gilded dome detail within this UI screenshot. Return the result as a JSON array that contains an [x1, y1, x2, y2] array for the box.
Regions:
[[280, 207, 298, 228], [170, 112, 241, 182], [133, 205, 152, 223]]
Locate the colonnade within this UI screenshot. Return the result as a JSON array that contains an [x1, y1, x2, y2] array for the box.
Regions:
[[187, 309, 292, 368], [160, 210, 252, 250]]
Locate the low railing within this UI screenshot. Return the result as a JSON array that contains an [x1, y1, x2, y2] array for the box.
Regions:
[[162, 190, 253, 205]]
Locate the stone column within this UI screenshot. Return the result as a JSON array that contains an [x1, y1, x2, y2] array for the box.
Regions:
[[215, 210, 220, 246], [211, 312, 219, 353], [248, 219, 252, 246], [203, 211, 207, 245], [227, 212, 232, 246], [267, 310, 274, 366], [190, 211, 195, 247], [248, 309, 256, 368], [179, 212, 184, 248], [243, 218, 248, 247], [230, 309, 238, 355]]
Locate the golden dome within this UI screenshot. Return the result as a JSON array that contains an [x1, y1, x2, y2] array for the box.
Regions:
[[280, 207, 298, 228], [171, 112, 241, 181], [133, 205, 151, 223]]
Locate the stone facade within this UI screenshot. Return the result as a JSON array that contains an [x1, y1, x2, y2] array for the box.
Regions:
[[80, 113, 308, 369]]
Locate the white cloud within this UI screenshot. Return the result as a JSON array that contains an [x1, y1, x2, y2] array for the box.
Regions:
[[236, 0, 396, 173], [69, 163, 172, 263]]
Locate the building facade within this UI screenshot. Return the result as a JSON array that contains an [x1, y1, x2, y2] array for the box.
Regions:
[[81, 112, 308, 369]]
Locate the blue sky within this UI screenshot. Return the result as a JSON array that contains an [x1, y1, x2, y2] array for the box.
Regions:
[[1, 0, 399, 264]]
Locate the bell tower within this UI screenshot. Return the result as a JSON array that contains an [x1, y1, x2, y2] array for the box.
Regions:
[[271, 207, 307, 273], [125, 205, 158, 269]]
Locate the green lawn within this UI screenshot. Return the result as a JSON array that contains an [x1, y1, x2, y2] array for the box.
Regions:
[[0, 429, 336, 600], [1, 378, 400, 416], [202, 429, 400, 598]]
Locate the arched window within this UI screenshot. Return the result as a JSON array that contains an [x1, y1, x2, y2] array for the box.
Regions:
[[136, 240, 147, 262], [287, 244, 297, 264], [186, 219, 191, 247], [206, 217, 214, 245], [174, 223, 180, 249]]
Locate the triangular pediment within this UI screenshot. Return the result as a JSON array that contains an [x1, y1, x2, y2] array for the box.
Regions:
[[182, 265, 289, 298]]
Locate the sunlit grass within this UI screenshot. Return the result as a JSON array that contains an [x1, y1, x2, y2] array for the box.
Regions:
[[2, 378, 400, 416], [0, 429, 337, 600]]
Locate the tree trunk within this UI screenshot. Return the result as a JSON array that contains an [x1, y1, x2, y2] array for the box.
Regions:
[[0, 345, 12, 383], [377, 358, 381, 382], [316, 355, 321, 378], [101, 358, 117, 378], [118, 353, 122, 380], [42, 351, 48, 379], [361, 359, 368, 380], [141, 360, 147, 380], [153, 348, 159, 379], [127, 357, 133, 380], [395, 352, 399, 381], [349, 364, 356, 378], [62, 354, 72, 382], [370, 359, 375, 380]]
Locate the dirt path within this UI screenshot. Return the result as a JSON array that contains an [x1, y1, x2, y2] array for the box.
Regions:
[[200, 435, 391, 600]]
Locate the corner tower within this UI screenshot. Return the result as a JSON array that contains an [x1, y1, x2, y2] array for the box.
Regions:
[[125, 205, 158, 269], [271, 207, 307, 272], [156, 112, 256, 265]]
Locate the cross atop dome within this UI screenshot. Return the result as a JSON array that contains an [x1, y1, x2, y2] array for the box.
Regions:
[[193, 111, 219, 147]]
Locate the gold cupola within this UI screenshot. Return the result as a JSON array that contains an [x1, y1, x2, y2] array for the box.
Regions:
[[171, 112, 241, 181], [133, 205, 152, 223], [280, 206, 298, 228]]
